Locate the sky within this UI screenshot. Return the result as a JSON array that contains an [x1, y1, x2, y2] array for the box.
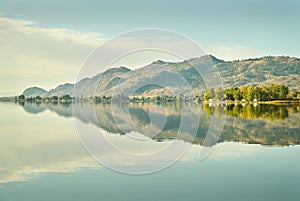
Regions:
[[0, 0, 300, 96]]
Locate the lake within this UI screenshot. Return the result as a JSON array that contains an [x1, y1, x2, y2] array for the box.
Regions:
[[1, 102, 300, 201]]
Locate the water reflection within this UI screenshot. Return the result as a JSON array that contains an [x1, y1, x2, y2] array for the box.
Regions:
[[21, 102, 300, 146], [1, 102, 300, 183], [1, 102, 300, 201], [0, 103, 98, 184]]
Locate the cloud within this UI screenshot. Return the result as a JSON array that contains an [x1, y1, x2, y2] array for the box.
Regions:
[[203, 42, 268, 61], [178, 142, 266, 162], [208, 142, 266, 161], [0, 17, 102, 46], [0, 17, 107, 95]]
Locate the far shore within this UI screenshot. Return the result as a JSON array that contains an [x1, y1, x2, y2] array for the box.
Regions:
[[203, 99, 300, 105], [1, 95, 300, 105]]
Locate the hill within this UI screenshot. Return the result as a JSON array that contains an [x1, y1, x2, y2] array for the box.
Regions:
[[22, 87, 47, 97], [21, 55, 300, 97], [217, 56, 300, 90]]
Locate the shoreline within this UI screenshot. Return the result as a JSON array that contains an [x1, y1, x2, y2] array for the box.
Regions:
[[204, 99, 300, 104], [1, 98, 300, 106]]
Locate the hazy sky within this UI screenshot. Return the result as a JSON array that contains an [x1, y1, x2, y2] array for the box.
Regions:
[[0, 0, 299, 95]]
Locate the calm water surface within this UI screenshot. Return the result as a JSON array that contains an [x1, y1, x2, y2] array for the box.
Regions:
[[0, 102, 300, 201]]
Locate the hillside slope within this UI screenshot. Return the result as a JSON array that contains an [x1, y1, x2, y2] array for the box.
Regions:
[[22, 55, 300, 97]]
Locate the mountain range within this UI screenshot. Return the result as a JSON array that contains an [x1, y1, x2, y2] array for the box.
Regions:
[[22, 55, 300, 97]]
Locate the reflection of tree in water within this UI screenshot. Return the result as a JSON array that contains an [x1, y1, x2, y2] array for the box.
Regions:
[[204, 103, 295, 121], [224, 104, 291, 121], [94, 103, 300, 146], [18, 102, 300, 147]]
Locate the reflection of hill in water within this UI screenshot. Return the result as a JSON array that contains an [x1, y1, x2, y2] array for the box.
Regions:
[[21, 102, 300, 146], [47, 103, 73, 117], [22, 102, 73, 117], [22, 103, 48, 114]]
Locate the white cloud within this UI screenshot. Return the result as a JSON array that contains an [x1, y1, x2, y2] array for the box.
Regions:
[[178, 142, 267, 162], [0, 17, 107, 95], [203, 42, 268, 61], [0, 17, 103, 46]]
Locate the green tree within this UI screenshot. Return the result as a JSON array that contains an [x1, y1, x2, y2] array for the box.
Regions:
[[240, 86, 249, 100], [269, 84, 278, 100], [245, 86, 256, 101], [51, 96, 58, 102], [215, 87, 225, 100], [225, 88, 235, 101], [233, 88, 242, 101], [61, 94, 71, 100], [204, 88, 215, 100], [261, 86, 270, 101], [277, 84, 289, 99], [252, 87, 262, 101], [288, 91, 297, 99], [18, 95, 25, 101]]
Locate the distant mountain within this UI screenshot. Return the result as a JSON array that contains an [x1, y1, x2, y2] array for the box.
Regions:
[[47, 83, 73, 97], [22, 87, 47, 97], [22, 55, 300, 97], [217, 56, 300, 90]]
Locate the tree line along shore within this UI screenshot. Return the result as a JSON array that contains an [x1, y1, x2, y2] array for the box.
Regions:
[[1, 84, 300, 104]]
